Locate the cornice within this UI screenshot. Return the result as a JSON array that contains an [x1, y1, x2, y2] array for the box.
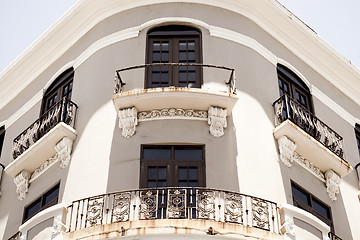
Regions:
[[0, 0, 360, 113]]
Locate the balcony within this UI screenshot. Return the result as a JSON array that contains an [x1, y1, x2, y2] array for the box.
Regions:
[[272, 95, 352, 180], [112, 63, 238, 138], [66, 187, 280, 239], [5, 98, 77, 199]]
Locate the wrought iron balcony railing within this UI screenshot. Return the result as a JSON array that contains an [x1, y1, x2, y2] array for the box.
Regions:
[[328, 232, 343, 240], [12, 97, 77, 160], [66, 187, 279, 234], [273, 94, 344, 160], [114, 63, 236, 94]]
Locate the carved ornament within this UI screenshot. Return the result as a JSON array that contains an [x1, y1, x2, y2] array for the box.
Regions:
[[208, 107, 227, 137], [277, 136, 296, 167], [14, 170, 30, 201], [325, 170, 341, 201], [118, 107, 138, 138], [138, 108, 207, 121]]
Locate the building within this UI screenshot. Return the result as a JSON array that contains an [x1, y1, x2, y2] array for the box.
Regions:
[[0, 0, 360, 239]]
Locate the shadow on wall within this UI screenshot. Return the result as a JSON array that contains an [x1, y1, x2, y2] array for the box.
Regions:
[[106, 115, 239, 193]]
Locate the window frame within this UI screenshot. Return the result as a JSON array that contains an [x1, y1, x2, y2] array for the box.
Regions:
[[277, 64, 314, 113], [291, 181, 333, 231], [0, 126, 5, 158], [22, 183, 60, 223], [145, 25, 203, 89], [40, 68, 74, 116], [355, 124, 360, 156], [140, 144, 206, 188]]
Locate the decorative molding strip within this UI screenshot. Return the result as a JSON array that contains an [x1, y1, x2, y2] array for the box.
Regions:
[[14, 170, 30, 201], [5, 90, 43, 129], [208, 107, 227, 137], [312, 86, 360, 127], [30, 137, 74, 183], [118, 107, 138, 138], [293, 152, 325, 182], [30, 156, 58, 182], [138, 108, 208, 122], [325, 170, 341, 201]]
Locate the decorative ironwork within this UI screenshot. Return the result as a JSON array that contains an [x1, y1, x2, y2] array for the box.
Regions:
[[114, 63, 236, 94], [196, 190, 215, 219], [252, 197, 270, 230], [225, 192, 243, 223], [273, 94, 345, 160], [12, 97, 77, 160], [167, 189, 186, 219], [111, 192, 131, 222], [139, 190, 158, 219], [66, 188, 279, 234], [86, 197, 104, 227]]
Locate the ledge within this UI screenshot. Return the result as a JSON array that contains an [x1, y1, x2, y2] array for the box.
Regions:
[[112, 87, 238, 115], [273, 120, 352, 177], [5, 122, 77, 178], [279, 203, 330, 239], [19, 203, 67, 240]]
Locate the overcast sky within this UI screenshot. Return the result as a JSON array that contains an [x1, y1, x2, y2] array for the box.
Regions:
[[0, 0, 359, 73]]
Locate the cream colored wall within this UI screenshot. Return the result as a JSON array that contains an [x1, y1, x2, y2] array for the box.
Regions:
[[0, 2, 359, 240]]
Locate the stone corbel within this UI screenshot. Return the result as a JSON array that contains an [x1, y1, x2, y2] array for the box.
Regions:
[[55, 137, 73, 168], [208, 107, 227, 137], [325, 170, 341, 201], [52, 215, 66, 239], [119, 107, 138, 138], [278, 136, 296, 167], [280, 216, 295, 240], [14, 170, 30, 201]]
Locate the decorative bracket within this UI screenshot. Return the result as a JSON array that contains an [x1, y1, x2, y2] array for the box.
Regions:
[[208, 107, 227, 137], [55, 137, 73, 168], [14, 170, 30, 201], [281, 216, 295, 240], [277, 136, 296, 167], [325, 170, 341, 201], [118, 107, 138, 138]]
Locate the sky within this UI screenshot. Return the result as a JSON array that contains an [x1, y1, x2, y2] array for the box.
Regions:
[[0, 0, 360, 73]]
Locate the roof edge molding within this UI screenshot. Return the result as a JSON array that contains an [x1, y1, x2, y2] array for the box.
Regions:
[[1, 0, 360, 112]]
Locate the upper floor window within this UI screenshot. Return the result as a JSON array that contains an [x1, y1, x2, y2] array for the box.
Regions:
[[146, 25, 202, 88], [291, 181, 333, 231], [41, 68, 74, 115], [0, 126, 5, 158], [355, 124, 360, 156], [23, 183, 60, 223], [140, 145, 205, 188], [277, 64, 313, 112]]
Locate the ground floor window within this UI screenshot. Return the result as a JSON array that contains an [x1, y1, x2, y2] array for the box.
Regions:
[[140, 145, 205, 188], [291, 181, 333, 230], [23, 183, 60, 223]]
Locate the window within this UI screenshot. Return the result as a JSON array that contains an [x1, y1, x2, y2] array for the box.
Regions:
[[0, 126, 5, 158], [23, 183, 60, 223], [277, 64, 313, 112], [140, 145, 205, 188], [291, 182, 333, 230], [146, 25, 202, 88], [355, 124, 360, 156], [41, 68, 74, 115]]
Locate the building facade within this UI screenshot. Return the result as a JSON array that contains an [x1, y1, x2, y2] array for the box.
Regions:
[[0, 0, 360, 239]]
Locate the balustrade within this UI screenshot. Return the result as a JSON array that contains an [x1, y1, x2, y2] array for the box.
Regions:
[[12, 98, 77, 160], [273, 94, 344, 160], [66, 187, 279, 234]]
